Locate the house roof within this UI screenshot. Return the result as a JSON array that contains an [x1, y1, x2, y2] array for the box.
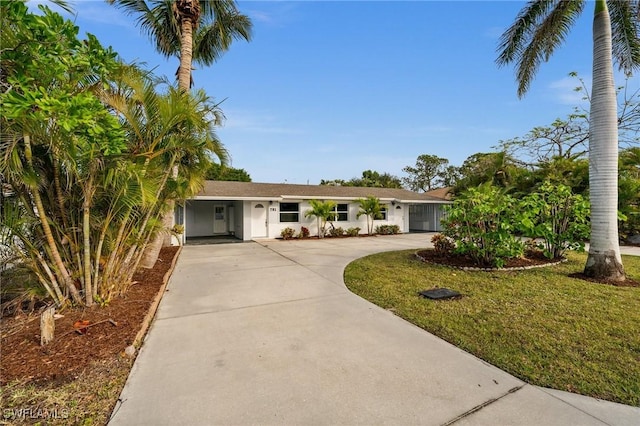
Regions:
[[193, 181, 451, 203]]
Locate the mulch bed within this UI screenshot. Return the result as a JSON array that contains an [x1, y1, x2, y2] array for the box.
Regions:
[[0, 246, 179, 385], [416, 249, 560, 269], [416, 249, 640, 286]]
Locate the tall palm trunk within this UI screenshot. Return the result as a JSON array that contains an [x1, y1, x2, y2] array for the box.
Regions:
[[178, 15, 195, 91], [583, 1, 625, 280]]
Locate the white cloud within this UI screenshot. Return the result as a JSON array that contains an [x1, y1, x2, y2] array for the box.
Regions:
[[549, 75, 590, 106], [220, 109, 305, 135]]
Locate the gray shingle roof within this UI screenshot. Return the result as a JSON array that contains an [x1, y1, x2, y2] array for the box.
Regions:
[[194, 181, 450, 203]]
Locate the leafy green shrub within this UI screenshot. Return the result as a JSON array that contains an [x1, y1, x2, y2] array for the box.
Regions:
[[431, 233, 454, 255], [328, 227, 344, 237], [298, 226, 310, 238], [519, 181, 589, 259], [442, 184, 524, 268], [375, 225, 400, 235], [345, 227, 361, 237], [280, 227, 296, 240]]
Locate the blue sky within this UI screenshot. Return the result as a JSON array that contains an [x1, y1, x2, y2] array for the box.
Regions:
[[31, 0, 639, 184]]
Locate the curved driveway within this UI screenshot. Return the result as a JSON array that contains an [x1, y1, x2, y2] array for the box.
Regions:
[[110, 234, 639, 425]]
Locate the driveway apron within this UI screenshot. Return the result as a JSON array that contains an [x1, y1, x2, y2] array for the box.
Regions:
[[109, 234, 639, 426]]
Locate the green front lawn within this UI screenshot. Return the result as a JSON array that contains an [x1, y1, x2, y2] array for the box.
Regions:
[[344, 251, 640, 406]]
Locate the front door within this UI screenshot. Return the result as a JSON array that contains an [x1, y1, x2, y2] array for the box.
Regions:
[[251, 202, 267, 238], [213, 205, 226, 234]]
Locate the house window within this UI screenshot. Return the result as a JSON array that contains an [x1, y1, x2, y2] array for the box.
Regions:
[[375, 207, 387, 221], [330, 203, 349, 221], [280, 202, 299, 222]]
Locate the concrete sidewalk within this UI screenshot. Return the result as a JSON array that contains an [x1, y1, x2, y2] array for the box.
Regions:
[[110, 234, 639, 425]]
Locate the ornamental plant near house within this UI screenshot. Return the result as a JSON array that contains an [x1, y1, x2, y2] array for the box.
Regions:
[[519, 182, 590, 259], [305, 200, 337, 238], [280, 227, 296, 240], [441, 184, 524, 268], [356, 196, 385, 235]]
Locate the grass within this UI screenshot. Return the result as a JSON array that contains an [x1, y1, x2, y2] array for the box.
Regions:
[[1, 357, 132, 425], [344, 250, 640, 406]]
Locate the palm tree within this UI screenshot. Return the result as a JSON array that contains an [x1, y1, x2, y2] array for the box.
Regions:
[[497, 0, 640, 281], [108, 0, 251, 253], [304, 200, 337, 238], [356, 196, 384, 235], [108, 0, 252, 90]]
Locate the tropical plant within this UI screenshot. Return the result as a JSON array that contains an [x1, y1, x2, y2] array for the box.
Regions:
[[108, 0, 252, 255], [431, 233, 455, 255], [298, 226, 310, 238], [497, 0, 640, 280], [345, 227, 361, 237], [328, 227, 345, 238], [356, 196, 385, 235], [108, 0, 252, 91], [0, 3, 225, 307], [280, 227, 295, 240], [519, 182, 590, 259], [304, 200, 337, 238], [375, 224, 400, 235], [441, 184, 525, 268]]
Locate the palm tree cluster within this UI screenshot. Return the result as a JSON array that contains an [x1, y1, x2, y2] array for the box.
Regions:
[[0, 2, 226, 307]]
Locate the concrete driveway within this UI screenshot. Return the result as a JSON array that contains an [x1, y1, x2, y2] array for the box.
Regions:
[[110, 234, 639, 425]]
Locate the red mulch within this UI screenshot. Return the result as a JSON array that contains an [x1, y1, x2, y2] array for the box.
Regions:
[[416, 249, 640, 286], [0, 246, 179, 385], [416, 249, 560, 269]]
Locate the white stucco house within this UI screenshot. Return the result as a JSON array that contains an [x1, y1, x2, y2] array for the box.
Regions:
[[176, 181, 452, 242]]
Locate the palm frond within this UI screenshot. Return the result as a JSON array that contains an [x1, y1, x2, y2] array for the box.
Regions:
[[608, 0, 640, 75], [497, 0, 585, 98]]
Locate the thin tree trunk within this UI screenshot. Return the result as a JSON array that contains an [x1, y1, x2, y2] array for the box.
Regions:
[[23, 135, 83, 304], [583, 1, 625, 280]]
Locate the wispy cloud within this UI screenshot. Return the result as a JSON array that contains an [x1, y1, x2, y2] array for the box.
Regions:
[[243, 2, 300, 27], [221, 109, 306, 135], [548, 75, 590, 106]]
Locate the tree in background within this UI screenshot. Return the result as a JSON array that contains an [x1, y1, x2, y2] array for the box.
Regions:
[[320, 170, 402, 188], [206, 163, 251, 182], [497, 0, 640, 280], [402, 154, 449, 192], [454, 152, 527, 193]]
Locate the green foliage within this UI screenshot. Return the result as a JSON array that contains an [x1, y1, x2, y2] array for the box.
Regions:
[[304, 200, 337, 238], [375, 225, 400, 235], [345, 227, 361, 237], [205, 163, 251, 182], [519, 182, 590, 259], [431, 233, 454, 255], [619, 147, 640, 241], [356, 196, 384, 235], [442, 184, 524, 268], [402, 154, 450, 192], [328, 227, 345, 238], [321, 170, 402, 188], [0, 3, 226, 307], [280, 227, 295, 240]]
